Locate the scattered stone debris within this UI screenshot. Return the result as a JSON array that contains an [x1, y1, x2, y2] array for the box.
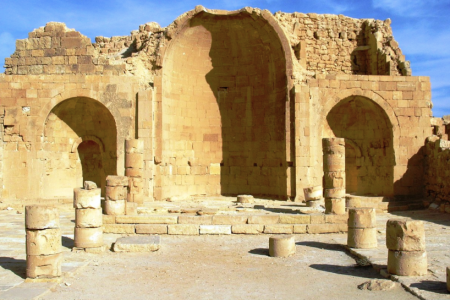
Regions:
[[358, 279, 398, 291]]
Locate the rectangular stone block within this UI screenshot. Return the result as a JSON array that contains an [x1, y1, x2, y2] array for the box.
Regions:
[[231, 224, 264, 234], [178, 215, 213, 224], [126, 202, 138, 215], [307, 224, 347, 234], [136, 224, 168, 234], [279, 214, 311, 224], [103, 224, 135, 234], [106, 175, 129, 187], [116, 215, 178, 224], [200, 225, 231, 235], [168, 224, 199, 235], [113, 236, 160, 252], [212, 215, 248, 225], [325, 214, 348, 224], [247, 215, 280, 224], [293, 225, 307, 234], [264, 225, 294, 234], [102, 215, 116, 224], [310, 214, 325, 224]]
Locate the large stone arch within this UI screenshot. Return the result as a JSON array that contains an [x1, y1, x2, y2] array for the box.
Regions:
[[159, 6, 292, 200], [41, 96, 118, 198], [322, 89, 398, 196]]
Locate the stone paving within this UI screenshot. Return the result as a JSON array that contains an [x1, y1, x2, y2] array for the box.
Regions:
[[1, 203, 450, 299]]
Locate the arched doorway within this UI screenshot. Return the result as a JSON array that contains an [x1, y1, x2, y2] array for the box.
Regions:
[[42, 97, 117, 198], [325, 95, 394, 196], [161, 10, 288, 199]]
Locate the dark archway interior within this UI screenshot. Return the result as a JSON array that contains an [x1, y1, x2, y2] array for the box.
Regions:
[[161, 11, 288, 199], [43, 97, 117, 197], [326, 96, 394, 196]]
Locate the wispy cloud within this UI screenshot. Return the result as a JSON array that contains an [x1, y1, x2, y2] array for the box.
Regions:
[[372, 0, 449, 17]]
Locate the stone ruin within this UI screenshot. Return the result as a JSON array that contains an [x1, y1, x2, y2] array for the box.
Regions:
[[0, 5, 444, 208]]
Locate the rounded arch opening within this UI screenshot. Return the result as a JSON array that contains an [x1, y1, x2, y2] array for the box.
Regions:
[[325, 95, 394, 196], [42, 97, 117, 198], [161, 10, 289, 199]]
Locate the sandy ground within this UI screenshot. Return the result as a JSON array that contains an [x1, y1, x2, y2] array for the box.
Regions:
[[41, 234, 417, 300]]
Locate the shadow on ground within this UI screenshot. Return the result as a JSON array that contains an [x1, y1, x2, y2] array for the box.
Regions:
[[0, 257, 26, 279], [62, 235, 74, 248], [296, 241, 344, 252], [310, 263, 376, 279], [248, 248, 269, 256], [410, 280, 448, 294]]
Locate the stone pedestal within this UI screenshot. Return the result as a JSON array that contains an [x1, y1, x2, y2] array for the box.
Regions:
[[237, 195, 254, 204], [74, 183, 103, 250], [105, 175, 129, 215], [323, 138, 346, 215], [269, 235, 296, 258], [303, 186, 323, 207], [386, 219, 427, 276], [25, 206, 61, 279], [347, 207, 377, 248], [125, 139, 144, 204]]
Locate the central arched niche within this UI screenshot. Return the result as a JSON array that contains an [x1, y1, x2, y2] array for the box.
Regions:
[[162, 10, 288, 199], [325, 96, 394, 196], [42, 97, 117, 197]]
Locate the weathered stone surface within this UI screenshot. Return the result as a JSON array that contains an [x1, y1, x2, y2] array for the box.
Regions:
[[126, 202, 138, 215], [199, 225, 231, 235], [168, 224, 199, 235], [83, 181, 97, 190], [293, 225, 307, 234], [103, 224, 135, 234], [105, 186, 127, 201], [264, 224, 294, 234], [347, 227, 377, 249], [178, 215, 213, 224], [348, 208, 376, 228], [102, 215, 116, 224], [106, 175, 129, 187], [346, 196, 361, 208], [307, 224, 347, 234], [212, 215, 248, 225], [126, 153, 144, 169], [113, 236, 160, 252], [116, 215, 178, 224], [73, 188, 101, 209], [447, 266, 450, 292], [237, 195, 254, 203], [303, 186, 322, 200], [325, 198, 346, 215], [269, 235, 296, 258], [26, 253, 62, 279], [325, 214, 348, 224], [104, 199, 126, 216], [386, 219, 425, 251], [25, 206, 60, 229], [279, 214, 311, 224], [358, 279, 398, 291], [125, 139, 144, 154], [75, 208, 102, 228], [26, 228, 61, 255], [74, 227, 103, 248], [247, 215, 280, 224], [324, 188, 345, 198], [136, 224, 168, 234], [387, 250, 427, 276], [231, 224, 264, 234]]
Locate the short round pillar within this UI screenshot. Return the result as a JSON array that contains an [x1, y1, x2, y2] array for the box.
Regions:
[[325, 198, 346, 214], [303, 186, 322, 201], [269, 235, 295, 258], [387, 250, 427, 276], [447, 267, 450, 292], [346, 196, 361, 209], [237, 195, 254, 204]]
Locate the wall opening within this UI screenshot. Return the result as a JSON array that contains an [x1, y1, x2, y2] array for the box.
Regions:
[[325, 96, 394, 196], [161, 11, 288, 199], [42, 97, 117, 198]]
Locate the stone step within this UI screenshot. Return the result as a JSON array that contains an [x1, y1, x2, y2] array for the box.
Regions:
[[113, 235, 161, 252]]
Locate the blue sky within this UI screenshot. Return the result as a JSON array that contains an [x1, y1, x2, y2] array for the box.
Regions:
[[1, 0, 449, 117]]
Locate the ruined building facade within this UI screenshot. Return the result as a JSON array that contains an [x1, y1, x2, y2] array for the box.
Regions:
[[0, 6, 433, 202]]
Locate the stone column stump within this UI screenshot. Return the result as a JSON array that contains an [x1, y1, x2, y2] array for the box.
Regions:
[[347, 207, 377, 248], [386, 219, 427, 276], [74, 182, 103, 251], [125, 139, 144, 204], [323, 138, 346, 215], [105, 175, 129, 215], [25, 206, 61, 279], [303, 186, 323, 207], [269, 235, 296, 258]]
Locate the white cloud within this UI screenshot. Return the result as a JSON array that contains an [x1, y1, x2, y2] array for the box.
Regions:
[[372, 0, 443, 16]]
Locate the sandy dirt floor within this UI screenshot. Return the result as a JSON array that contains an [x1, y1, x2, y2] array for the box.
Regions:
[[41, 234, 418, 300]]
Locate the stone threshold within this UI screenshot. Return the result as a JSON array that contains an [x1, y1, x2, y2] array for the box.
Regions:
[[102, 213, 348, 235]]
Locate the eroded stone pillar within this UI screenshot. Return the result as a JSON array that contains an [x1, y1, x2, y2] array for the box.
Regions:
[[347, 207, 377, 248], [303, 186, 323, 207], [386, 219, 427, 276], [25, 206, 61, 279], [125, 139, 144, 204], [269, 235, 296, 258], [105, 175, 128, 215], [323, 138, 346, 214], [74, 182, 103, 250]]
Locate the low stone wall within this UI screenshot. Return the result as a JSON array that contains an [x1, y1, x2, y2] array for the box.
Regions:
[[102, 213, 348, 235]]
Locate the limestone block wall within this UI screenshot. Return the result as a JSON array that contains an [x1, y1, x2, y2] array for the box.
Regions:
[[0, 74, 140, 200], [424, 136, 450, 203], [295, 75, 432, 200]]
